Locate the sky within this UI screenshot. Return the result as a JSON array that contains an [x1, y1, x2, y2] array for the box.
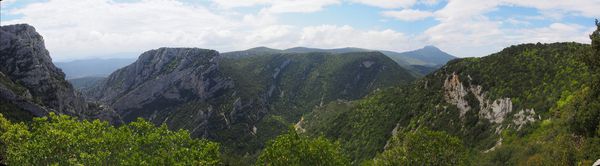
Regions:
[[1, 0, 599, 61]]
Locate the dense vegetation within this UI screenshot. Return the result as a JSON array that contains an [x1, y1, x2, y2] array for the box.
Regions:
[[0, 113, 221, 165], [302, 23, 600, 165], [216, 51, 415, 161], [475, 19, 600, 166], [256, 128, 349, 166], [369, 129, 466, 166]]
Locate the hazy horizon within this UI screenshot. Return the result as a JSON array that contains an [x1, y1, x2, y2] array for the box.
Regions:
[[2, 0, 599, 61]]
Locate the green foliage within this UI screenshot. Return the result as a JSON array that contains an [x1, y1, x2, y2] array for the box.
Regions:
[[256, 128, 350, 166], [0, 113, 11, 163], [303, 42, 596, 163], [588, 19, 600, 75], [570, 20, 600, 137], [220, 51, 415, 121], [571, 19, 600, 137], [217, 51, 415, 158], [369, 129, 467, 166], [0, 113, 221, 165], [303, 87, 419, 162], [476, 82, 600, 165]]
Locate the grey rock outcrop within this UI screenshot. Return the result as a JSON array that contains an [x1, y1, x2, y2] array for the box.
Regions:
[[88, 48, 232, 108], [443, 73, 514, 124], [0, 24, 119, 122], [85, 47, 258, 138]]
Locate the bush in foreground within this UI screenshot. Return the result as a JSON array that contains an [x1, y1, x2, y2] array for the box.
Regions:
[[257, 128, 350, 166], [370, 129, 467, 166], [0, 113, 220, 165]]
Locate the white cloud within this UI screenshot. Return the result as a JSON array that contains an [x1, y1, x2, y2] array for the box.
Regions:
[[3, 0, 599, 59], [509, 23, 590, 44], [349, 0, 417, 9], [4, 0, 244, 60], [3, 0, 418, 61], [418, 0, 598, 57], [1, 0, 18, 5], [212, 0, 340, 13], [211, 0, 271, 8], [298, 25, 416, 51], [382, 9, 434, 21], [502, 0, 600, 18]]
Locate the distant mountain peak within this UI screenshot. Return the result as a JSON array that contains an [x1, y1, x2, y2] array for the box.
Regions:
[[246, 46, 280, 52], [423, 45, 441, 50]]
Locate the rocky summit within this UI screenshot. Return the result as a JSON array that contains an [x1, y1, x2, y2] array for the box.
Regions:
[[85, 47, 240, 138], [0, 24, 119, 122]]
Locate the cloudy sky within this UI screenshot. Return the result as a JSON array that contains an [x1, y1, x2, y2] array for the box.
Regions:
[[1, 0, 599, 61]]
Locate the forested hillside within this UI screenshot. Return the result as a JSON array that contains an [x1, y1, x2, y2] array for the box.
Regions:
[[301, 32, 600, 164], [78, 46, 415, 163]]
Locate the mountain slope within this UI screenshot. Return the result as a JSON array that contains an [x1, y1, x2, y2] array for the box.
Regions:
[[301, 42, 595, 163], [222, 51, 414, 121], [224, 46, 456, 76], [86, 48, 416, 161], [0, 24, 119, 122]]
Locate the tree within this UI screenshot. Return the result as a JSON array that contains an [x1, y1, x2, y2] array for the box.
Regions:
[[572, 20, 600, 136], [590, 19, 600, 93], [369, 129, 467, 166], [256, 128, 350, 166], [0, 113, 221, 165], [0, 113, 13, 163]]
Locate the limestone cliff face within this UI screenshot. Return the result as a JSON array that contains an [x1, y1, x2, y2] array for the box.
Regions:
[[0, 24, 119, 122], [85, 48, 253, 138], [88, 48, 232, 110], [442, 73, 537, 126]]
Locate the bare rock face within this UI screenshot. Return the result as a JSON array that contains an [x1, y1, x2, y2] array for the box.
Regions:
[[0, 24, 119, 122], [443, 73, 514, 124], [88, 48, 232, 109], [85, 47, 255, 138], [443, 73, 471, 117], [512, 108, 538, 130]]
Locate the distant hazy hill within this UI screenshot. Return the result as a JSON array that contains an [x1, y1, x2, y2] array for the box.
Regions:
[[57, 46, 454, 79], [224, 46, 456, 76], [283, 47, 370, 54], [68, 76, 105, 90], [55, 58, 136, 79], [392, 45, 457, 66]]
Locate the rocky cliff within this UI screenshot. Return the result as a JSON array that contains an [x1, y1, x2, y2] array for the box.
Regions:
[[85, 48, 245, 138], [0, 24, 119, 122]]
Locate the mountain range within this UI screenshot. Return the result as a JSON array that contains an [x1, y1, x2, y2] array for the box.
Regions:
[[57, 45, 456, 82], [55, 58, 136, 79], [1, 23, 598, 165]]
